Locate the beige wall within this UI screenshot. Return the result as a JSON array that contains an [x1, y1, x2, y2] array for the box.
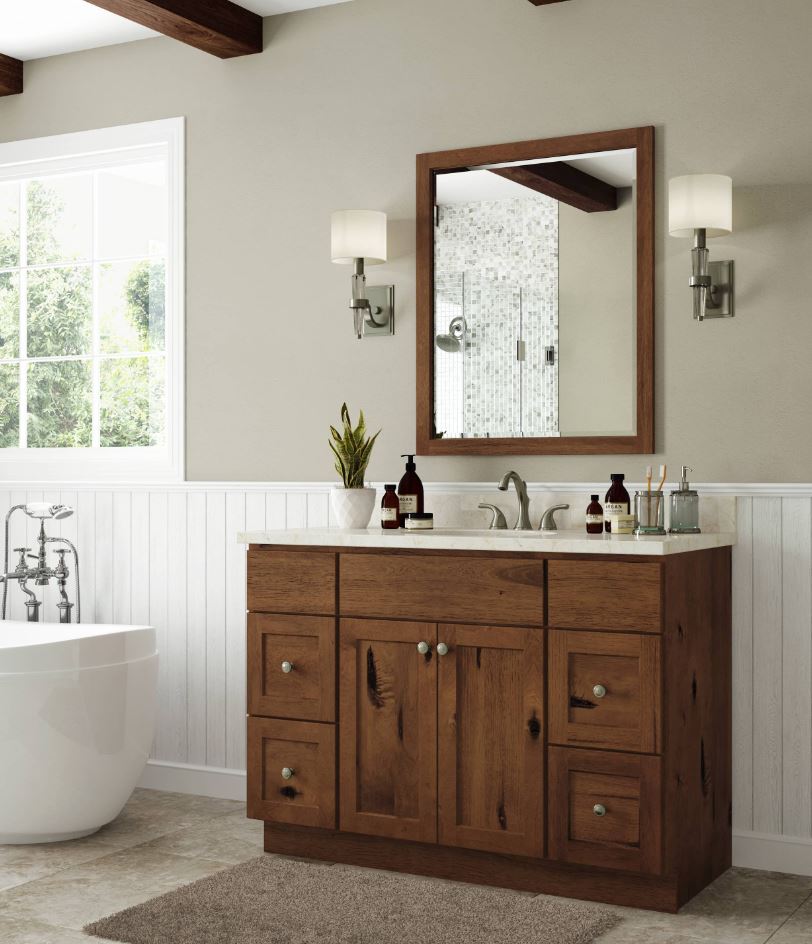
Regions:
[[559, 191, 635, 436], [1, 0, 811, 483]]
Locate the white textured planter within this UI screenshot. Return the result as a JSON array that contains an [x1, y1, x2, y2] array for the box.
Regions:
[[331, 487, 377, 530]]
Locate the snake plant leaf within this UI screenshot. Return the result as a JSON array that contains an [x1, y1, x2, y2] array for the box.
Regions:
[[328, 404, 381, 489]]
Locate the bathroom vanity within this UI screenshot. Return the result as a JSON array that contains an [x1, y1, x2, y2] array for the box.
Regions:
[[241, 529, 734, 912]]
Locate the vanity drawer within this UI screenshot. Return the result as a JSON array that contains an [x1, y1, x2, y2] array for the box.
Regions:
[[548, 746, 662, 875], [549, 630, 661, 753], [339, 554, 544, 626], [247, 718, 335, 828], [547, 560, 662, 633], [248, 614, 335, 722], [247, 548, 336, 615]]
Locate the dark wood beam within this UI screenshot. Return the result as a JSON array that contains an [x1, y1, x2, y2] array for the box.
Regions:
[[83, 0, 263, 59], [489, 162, 618, 212], [0, 53, 23, 97]]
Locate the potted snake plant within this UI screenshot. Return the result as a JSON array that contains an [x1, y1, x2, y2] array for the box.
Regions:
[[328, 403, 381, 529]]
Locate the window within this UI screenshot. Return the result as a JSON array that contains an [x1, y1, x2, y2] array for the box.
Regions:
[[0, 119, 184, 480]]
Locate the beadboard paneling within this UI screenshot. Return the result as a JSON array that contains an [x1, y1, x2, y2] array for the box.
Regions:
[[2, 484, 812, 859]]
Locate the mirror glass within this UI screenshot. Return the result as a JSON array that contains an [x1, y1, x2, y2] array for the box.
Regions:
[[433, 148, 637, 440]]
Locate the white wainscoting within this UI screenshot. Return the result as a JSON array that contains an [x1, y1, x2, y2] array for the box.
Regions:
[[1, 481, 811, 874]]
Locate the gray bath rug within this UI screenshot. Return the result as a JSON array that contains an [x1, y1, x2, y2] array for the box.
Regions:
[[84, 855, 621, 944]]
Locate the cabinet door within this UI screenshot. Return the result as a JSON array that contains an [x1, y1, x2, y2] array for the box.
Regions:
[[437, 624, 544, 857], [339, 618, 437, 842]]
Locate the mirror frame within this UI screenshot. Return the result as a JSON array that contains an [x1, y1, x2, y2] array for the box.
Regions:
[[416, 126, 654, 456]]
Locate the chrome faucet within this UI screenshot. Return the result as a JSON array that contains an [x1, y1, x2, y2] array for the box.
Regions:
[[497, 470, 533, 530], [1, 504, 80, 623]]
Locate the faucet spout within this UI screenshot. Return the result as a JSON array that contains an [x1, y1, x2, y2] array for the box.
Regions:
[[497, 470, 533, 530]]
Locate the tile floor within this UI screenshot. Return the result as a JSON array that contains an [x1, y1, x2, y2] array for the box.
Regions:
[[0, 789, 810, 943]]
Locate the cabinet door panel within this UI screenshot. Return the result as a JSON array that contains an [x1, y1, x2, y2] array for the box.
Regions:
[[438, 624, 544, 857], [339, 619, 437, 842]]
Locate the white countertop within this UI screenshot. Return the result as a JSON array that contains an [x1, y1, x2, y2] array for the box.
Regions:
[[238, 528, 736, 557]]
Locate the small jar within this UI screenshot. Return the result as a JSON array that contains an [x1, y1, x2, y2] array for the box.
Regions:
[[381, 484, 399, 530], [610, 513, 636, 535], [404, 512, 434, 530]]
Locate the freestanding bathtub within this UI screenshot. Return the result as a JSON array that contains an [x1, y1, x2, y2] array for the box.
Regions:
[[0, 621, 158, 843]]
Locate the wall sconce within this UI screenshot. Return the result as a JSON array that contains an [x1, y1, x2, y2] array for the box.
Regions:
[[669, 174, 734, 321], [331, 210, 394, 339]]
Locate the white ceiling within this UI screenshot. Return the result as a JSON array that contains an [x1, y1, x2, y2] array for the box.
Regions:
[[0, 0, 351, 61], [437, 150, 637, 205]]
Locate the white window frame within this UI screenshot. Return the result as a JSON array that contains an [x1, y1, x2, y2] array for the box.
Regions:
[[0, 118, 185, 482]]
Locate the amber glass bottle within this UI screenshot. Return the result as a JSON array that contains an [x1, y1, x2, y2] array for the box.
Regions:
[[586, 495, 604, 534], [381, 485, 400, 530], [604, 473, 630, 533], [397, 455, 424, 527]]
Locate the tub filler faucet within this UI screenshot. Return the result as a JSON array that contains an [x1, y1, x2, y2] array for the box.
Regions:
[[0, 503, 80, 623]]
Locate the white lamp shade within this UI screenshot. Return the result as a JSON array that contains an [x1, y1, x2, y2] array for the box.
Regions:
[[331, 210, 387, 264], [669, 174, 732, 237]]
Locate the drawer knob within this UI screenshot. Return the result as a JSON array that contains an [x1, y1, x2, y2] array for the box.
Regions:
[[281, 767, 295, 780], [593, 803, 607, 817], [417, 641, 430, 655], [592, 684, 607, 699], [281, 661, 294, 674], [437, 642, 449, 656]]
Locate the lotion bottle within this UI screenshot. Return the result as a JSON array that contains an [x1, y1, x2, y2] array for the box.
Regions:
[[604, 473, 630, 533], [398, 455, 424, 527]]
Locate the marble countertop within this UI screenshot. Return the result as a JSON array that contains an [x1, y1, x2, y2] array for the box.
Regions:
[[238, 528, 736, 557]]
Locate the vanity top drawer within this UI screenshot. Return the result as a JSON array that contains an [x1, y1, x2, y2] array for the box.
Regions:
[[339, 553, 544, 626], [549, 630, 661, 753], [248, 614, 335, 722], [248, 548, 336, 615], [548, 560, 662, 633]]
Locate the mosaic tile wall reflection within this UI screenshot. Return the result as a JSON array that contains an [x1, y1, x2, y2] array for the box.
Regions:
[[434, 195, 559, 439]]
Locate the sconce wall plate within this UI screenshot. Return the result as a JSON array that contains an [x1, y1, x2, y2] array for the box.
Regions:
[[704, 260, 735, 319], [362, 284, 395, 337]]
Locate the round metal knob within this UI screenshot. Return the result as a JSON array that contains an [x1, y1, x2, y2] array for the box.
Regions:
[[593, 803, 607, 817], [592, 684, 607, 699], [417, 641, 430, 655], [281, 767, 295, 780], [281, 661, 294, 674], [437, 642, 449, 656]]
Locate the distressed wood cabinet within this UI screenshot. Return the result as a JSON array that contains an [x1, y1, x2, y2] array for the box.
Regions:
[[245, 543, 731, 912]]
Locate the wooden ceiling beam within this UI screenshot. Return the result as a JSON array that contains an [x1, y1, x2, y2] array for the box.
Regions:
[[489, 162, 618, 212], [83, 0, 263, 59], [0, 53, 23, 97]]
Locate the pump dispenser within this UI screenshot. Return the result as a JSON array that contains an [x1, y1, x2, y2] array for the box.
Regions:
[[398, 454, 424, 527], [669, 465, 701, 534]]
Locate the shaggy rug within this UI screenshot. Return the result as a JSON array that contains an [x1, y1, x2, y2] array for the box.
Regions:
[[84, 855, 621, 944]]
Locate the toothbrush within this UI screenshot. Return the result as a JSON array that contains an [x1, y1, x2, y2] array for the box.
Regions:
[[654, 464, 667, 526], [645, 465, 652, 524]]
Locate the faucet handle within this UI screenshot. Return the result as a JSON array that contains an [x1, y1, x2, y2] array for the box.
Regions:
[[478, 503, 508, 530]]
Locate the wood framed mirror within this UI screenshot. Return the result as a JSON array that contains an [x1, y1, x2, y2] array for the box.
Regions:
[[416, 126, 654, 456]]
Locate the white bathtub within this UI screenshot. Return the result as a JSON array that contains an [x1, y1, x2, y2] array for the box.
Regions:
[[0, 621, 158, 844]]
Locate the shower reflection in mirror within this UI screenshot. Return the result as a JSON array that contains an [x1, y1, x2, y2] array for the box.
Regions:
[[432, 151, 636, 441]]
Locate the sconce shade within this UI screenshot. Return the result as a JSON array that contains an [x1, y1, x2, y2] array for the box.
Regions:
[[331, 210, 387, 264], [669, 174, 733, 237]]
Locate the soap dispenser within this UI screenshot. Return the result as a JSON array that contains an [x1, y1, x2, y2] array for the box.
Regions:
[[669, 466, 701, 534]]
